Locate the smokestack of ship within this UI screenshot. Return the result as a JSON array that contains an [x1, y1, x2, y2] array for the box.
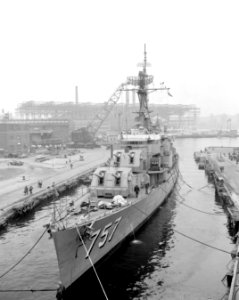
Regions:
[[75, 86, 79, 105]]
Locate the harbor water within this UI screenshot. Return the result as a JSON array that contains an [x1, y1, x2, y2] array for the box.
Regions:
[[0, 138, 239, 300]]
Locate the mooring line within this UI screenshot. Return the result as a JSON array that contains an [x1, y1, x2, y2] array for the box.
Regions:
[[174, 229, 231, 255], [75, 225, 109, 300], [178, 169, 213, 194], [0, 288, 57, 293], [174, 189, 224, 216], [131, 194, 230, 254], [173, 177, 220, 215], [176, 198, 223, 216], [0, 228, 47, 280]]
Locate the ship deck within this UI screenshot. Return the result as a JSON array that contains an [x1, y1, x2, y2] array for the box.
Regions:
[[53, 187, 150, 230]]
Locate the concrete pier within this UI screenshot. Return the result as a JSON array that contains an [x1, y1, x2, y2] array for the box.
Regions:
[[194, 146, 239, 230], [0, 147, 110, 230], [195, 147, 239, 299], [205, 148, 239, 222]]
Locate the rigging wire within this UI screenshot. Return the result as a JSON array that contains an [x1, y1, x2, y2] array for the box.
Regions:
[[0, 288, 57, 293], [168, 171, 225, 216], [159, 168, 224, 216], [173, 187, 224, 216], [53, 188, 89, 225], [173, 228, 231, 255], [75, 226, 109, 300], [176, 197, 224, 216], [131, 191, 231, 255], [0, 228, 47, 280], [0, 166, 224, 293], [178, 169, 213, 194], [0, 156, 227, 294], [177, 169, 193, 188], [179, 176, 193, 189]]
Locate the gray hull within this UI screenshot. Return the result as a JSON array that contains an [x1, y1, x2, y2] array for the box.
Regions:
[[52, 166, 178, 289]]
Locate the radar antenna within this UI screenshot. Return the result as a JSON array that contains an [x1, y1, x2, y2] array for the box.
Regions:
[[124, 44, 172, 130]]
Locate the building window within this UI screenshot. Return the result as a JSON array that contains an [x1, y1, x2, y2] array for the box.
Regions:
[[98, 171, 105, 185], [115, 172, 121, 186], [129, 152, 135, 164]]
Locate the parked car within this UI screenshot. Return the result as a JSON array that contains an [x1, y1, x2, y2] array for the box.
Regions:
[[9, 160, 24, 166], [35, 156, 48, 162], [7, 153, 19, 158]]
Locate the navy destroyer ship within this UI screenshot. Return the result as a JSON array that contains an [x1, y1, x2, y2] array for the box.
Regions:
[[51, 46, 179, 292]]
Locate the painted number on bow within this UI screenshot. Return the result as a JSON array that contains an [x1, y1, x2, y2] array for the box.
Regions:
[[85, 229, 100, 259], [85, 216, 122, 258], [98, 222, 112, 248], [99, 216, 122, 247], [108, 216, 122, 242]]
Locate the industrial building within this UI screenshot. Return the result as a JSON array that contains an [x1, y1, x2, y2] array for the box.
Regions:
[[16, 101, 200, 133], [0, 98, 200, 155], [0, 119, 70, 155]]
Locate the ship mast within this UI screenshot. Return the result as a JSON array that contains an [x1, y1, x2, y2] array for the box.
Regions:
[[137, 44, 153, 129], [127, 44, 154, 130], [143, 43, 147, 74], [126, 44, 172, 131]]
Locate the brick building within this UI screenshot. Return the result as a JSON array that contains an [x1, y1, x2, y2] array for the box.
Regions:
[[0, 119, 70, 155]]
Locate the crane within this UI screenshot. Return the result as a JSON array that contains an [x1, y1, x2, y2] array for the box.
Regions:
[[71, 45, 172, 147], [71, 82, 128, 147]]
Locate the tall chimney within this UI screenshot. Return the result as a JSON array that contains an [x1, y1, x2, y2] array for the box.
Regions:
[[75, 86, 79, 104]]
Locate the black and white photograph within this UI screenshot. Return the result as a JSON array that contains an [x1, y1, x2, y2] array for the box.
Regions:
[[0, 0, 239, 299]]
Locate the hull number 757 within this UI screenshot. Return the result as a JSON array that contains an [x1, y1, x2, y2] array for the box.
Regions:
[[85, 216, 122, 259]]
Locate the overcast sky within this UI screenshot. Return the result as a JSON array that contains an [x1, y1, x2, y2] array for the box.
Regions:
[[0, 0, 238, 116]]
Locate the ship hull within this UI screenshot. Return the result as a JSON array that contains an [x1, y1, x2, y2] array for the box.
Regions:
[[52, 166, 178, 289]]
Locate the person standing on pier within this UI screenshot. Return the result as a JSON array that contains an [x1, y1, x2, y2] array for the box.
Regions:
[[24, 186, 28, 195], [38, 180, 42, 188], [29, 186, 33, 194], [134, 185, 140, 198]]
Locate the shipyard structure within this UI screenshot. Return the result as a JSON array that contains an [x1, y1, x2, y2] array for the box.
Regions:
[[0, 100, 199, 155], [16, 100, 199, 131]]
